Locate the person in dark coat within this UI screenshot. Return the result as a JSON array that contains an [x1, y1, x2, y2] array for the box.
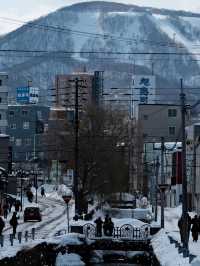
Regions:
[[107, 217, 114, 236], [14, 200, 21, 212], [8, 198, 14, 212], [0, 217, 5, 235], [94, 217, 103, 237], [103, 214, 110, 236], [3, 202, 8, 219], [191, 215, 199, 242], [41, 187, 45, 197], [10, 212, 18, 238], [178, 213, 192, 243], [186, 213, 192, 242]]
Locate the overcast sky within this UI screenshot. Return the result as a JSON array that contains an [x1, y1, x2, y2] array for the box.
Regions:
[[1, 0, 200, 34]]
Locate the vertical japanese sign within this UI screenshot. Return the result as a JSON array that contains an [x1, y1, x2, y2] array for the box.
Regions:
[[132, 75, 155, 104], [131, 75, 156, 118]]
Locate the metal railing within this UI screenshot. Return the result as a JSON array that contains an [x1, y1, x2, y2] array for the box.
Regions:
[[0, 223, 150, 247], [82, 223, 150, 240]]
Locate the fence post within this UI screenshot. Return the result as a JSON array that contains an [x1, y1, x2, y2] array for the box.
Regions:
[[25, 231, 28, 242], [18, 232, 22, 243], [31, 228, 35, 240], [10, 234, 13, 246], [0, 235, 4, 247]]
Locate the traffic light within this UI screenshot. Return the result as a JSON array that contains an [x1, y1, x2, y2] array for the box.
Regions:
[[8, 146, 12, 174]]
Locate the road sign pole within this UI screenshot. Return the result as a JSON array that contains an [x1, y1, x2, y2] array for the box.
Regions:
[[67, 202, 69, 233]]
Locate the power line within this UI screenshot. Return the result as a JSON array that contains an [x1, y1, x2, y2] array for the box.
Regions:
[[0, 16, 181, 49], [2, 49, 200, 56]]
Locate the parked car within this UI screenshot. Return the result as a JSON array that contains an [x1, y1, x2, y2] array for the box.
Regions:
[[24, 207, 41, 222]]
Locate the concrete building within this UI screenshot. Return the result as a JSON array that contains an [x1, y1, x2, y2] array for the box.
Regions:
[[7, 104, 50, 164], [0, 73, 8, 134], [103, 87, 133, 116], [53, 71, 103, 109], [44, 106, 74, 184], [0, 134, 9, 171], [138, 104, 182, 143], [0, 134, 17, 196]]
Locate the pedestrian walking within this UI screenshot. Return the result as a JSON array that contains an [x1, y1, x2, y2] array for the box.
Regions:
[[187, 213, 192, 242], [14, 200, 21, 212], [107, 217, 114, 236], [0, 216, 5, 235], [8, 198, 14, 212], [178, 213, 191, 243], [10, 212, 18, 238], [191, 215, 199, 242], [94, 217, 103, 237], [103, 214, 110, 236], [26, 189, 34, 203], [3, 202, 8, 219], [41, 187, 45, 197]]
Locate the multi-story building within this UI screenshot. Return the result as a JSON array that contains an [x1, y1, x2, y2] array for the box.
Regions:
[[138, 104, 182, 142], [53, 71, 103, 109], [0, 73, 8, 134], [0, 134, 9, 171], [7, 104, 50, 163]]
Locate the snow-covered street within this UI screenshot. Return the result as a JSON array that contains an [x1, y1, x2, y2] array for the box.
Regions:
[[0, 185, 75, 259]]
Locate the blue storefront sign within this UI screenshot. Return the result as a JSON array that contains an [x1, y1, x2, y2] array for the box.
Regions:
[[16, 87, 30, 103]]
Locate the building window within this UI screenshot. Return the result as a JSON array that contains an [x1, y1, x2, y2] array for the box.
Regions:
[[37, 111, 42, 120], [9, 110, 14, 116], [0, 80, 2, 86], [168, 109, 177, 117], [22, 110, 28, 116], [10, 136, 14, 142], [169, 126, 176, 135], [25, 138, 31, 145], [44, 123, 48, 132], [23, 121, 30, 129], [16, 138, 22, 146], [143, 114, 148, 120], [0, 114, 1, 120], [0, 97, 1, 103], [10, 124, 16, 129]]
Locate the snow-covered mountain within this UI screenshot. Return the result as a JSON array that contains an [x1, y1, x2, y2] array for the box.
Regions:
[[1, 1, 200, 104]]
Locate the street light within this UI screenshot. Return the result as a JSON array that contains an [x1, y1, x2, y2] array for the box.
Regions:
[[62, 192, 72, 233]]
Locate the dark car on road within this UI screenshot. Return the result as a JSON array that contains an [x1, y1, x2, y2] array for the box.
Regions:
[[24, 207, 42, 222]]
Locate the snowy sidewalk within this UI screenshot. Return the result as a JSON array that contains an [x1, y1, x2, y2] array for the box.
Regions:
[[151, 206, 200, 266]]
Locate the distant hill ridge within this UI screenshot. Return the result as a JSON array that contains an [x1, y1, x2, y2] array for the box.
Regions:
[[0, 1, 200, 105]]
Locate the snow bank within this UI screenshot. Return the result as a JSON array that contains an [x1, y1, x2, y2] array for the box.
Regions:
[[56, 252, 85, 266], [112, 218, 147, 228], [58, 233, 84, 246], [71, 217, 147, 228]]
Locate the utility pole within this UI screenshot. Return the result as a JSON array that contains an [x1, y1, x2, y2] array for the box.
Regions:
[[192, 141, 197, 212], [155, 156, 160, 222], [180, 78, 189, 255], [74, 78, 79, 215], [160, 137, 165, 228], [20, 171, 23, 211]]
